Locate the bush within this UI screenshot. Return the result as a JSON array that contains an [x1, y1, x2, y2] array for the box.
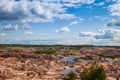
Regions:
[[80, 60, 106, 80], [67, 71, 77, 80], [110, 55, 119, 59], [96, 54, 105, 57]]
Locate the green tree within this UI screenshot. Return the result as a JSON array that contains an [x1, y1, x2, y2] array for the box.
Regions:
[[80, 60, 106, 80], [67, 71, 77, 80]]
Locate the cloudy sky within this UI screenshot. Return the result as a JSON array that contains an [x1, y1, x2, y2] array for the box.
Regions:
[[0, 0, 120, 45]]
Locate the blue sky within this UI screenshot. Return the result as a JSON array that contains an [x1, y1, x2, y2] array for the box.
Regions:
[[0, 0, 120, 45]]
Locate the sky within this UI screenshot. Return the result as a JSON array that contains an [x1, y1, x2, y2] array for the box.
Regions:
[[0, 0, 120, 45]]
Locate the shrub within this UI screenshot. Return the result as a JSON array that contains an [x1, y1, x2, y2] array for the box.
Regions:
[[67, 71, 77, 80], [96, 54, 105, 57], [110, 55, 119, 59], [80, 60, 106, 80]]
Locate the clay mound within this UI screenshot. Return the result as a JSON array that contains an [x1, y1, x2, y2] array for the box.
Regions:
[[0, 66, 16, 79], [80, 47, 120, 55], [0, 53, 37, 59]]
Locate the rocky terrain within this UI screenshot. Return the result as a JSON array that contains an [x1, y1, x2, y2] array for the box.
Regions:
[[0, 45, 120, 80]]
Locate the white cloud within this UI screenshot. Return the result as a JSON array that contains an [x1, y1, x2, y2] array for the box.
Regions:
[[98, 2, 104, 6], [107, 19, 120, 26], [25, 31, 33, 35], [78, 28, 120, 45], [55, 26, 70, 33], [54, 37, 93, 45], [0, 0, 95, 23], [56, 14, 75, 20], [0, 33, 6, 37], [55, 17, 84, 33], [94, 2, 104, 6], [70, 20, 78, 26], [69, 18, 84, 26], [79, 18, 84, 23], [79, 28, 120, 41], [23, 25, 31, 30], [1, 28, 120, 45], [0, 37, 93, 45], [1, 24, 18, 31], [79, 31, 95, 37], [95, 29, 115, 39], [55, 0, 95, 5], [108, 1, 120, 17]]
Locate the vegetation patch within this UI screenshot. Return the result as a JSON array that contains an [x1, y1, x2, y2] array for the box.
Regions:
[[110, 55, 120, 59], [96, 54, 105, 57], [96, 53, 120, 59], [66, 71, 77, 80], [80, 60, 106, 80]]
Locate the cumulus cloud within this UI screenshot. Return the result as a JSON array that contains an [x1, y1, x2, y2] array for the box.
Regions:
[[108, 0, 120, 17], [78, 28, 120, 45], [98, 29, 120, 39], [107, 19, 120, 26], [107, 0, 120, 27], [0, 0, 95, 23], [55, 27, 70, 33], [94, 29, 115, 39], [79, 28, 120, 40], [25, 31, 33, 35]]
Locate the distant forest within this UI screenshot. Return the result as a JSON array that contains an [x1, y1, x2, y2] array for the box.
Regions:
[[0, 44, 120, 48]]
